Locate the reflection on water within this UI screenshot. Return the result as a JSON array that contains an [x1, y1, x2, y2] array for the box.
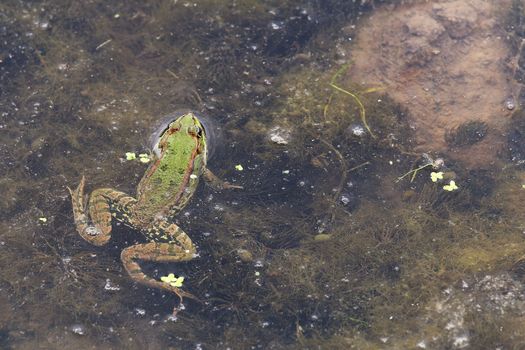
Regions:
[[1, 0, 525, 348]]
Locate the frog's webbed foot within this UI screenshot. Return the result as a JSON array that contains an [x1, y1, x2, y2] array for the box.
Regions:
[[68, 176, 136, 246], [120, 238, 200, 305], [203, 168, 243, 190], [68, 176, 111, 246]]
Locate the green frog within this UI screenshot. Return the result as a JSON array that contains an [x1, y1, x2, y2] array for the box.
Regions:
[[68, 112, 241, 303]]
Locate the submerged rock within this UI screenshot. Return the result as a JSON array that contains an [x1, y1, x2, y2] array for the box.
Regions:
[[69, 324, 86, 335], [268, 126, 291, 145], [402, 12, 445, 66], [347, 0, 511, 168]]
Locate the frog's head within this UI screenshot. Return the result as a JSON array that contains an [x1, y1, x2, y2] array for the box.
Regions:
[[153, 112, 207, 159], [177, 112, 206, 138]]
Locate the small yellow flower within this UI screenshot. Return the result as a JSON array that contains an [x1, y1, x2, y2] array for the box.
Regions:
[[235, 164, 244, 171], [160, 273, 184, 287], [125, 152, 136, 161], [430, 171, 444, 183], [138, 153, 151, 163], [443, 180, 458, 191]]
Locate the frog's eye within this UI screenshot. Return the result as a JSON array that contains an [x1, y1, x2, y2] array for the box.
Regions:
[[160, 122, 180, 138], [188, 125, 204, 138], [195, 125, 204, 137]]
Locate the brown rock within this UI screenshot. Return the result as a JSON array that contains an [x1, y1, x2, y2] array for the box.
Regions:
[[432, 1, 478, 39]]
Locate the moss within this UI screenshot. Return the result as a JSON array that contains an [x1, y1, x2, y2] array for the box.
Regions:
[[465, 310, 525, 349], [453, 246, 499, 271], [486, 169, 525, 223]]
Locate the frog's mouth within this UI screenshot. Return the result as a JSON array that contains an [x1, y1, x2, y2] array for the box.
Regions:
[[148, 110, 219, 160]]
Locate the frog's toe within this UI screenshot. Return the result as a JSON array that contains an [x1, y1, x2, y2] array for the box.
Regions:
[[85, 225, 102, 236], [172, 287, 201, 304], [223, 182, 243, 190], [68, 176, 86, 198], [78, 175, 86, 189]]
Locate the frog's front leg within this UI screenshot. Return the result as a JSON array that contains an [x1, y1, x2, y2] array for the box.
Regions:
[[120, 222, 197, 302], [68, 176, 136, 246], [203, 168, 243, 190]]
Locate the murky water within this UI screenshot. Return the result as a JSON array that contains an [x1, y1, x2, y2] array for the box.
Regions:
[[1, 0, 525, 349]]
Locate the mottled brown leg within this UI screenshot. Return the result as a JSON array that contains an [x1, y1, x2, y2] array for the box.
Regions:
[[121, 235, 197, 302], [203, 168, 243, 190], [68, 176, 136, 246]]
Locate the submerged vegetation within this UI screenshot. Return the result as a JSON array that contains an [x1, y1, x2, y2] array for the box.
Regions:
[[1, 0, 525, 349]]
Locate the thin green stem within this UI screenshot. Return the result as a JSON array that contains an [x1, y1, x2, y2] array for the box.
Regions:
[[329, 63, 376, 139]]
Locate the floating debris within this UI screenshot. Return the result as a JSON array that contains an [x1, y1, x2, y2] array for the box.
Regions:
[[416, 340, 427, 349], [506, 97, 516, 110], [69, 324, 86, 335], [104, 279, 121, 291], [236, 249, 254, 262], [38, 217, 47, 223], [134, 308, 146, 316], [268, 126, 291, 145], [340, 194, 351, 205], [349, 124, 366, 137], [314, 233, 332, 241], [235, 164, 244, 171], [95, 39, 112, 51]]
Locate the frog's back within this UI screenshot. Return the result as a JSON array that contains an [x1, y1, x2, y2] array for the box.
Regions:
[[134, 122, 206, 222]]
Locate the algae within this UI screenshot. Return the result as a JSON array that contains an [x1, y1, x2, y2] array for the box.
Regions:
[[1, 0, 525, 349]]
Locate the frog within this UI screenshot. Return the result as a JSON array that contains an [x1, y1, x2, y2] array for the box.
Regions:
[[68, 112, 241, 303]]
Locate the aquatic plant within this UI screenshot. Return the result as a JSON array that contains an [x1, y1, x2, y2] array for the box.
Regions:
[[430, 171, 444, 182], [329, 63, 376, 138], [396, 153, 444, 183], [443, 180, 459, 191]]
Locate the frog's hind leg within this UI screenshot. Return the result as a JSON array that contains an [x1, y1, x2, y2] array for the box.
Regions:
[[68, 176, 136, 246], [120, 223, 197, 302]]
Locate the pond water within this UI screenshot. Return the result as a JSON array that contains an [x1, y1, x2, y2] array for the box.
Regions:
[[1, 0, 525, 349]]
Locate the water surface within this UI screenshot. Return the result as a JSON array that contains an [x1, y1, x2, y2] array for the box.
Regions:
[[1, 0, 525, 349]]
